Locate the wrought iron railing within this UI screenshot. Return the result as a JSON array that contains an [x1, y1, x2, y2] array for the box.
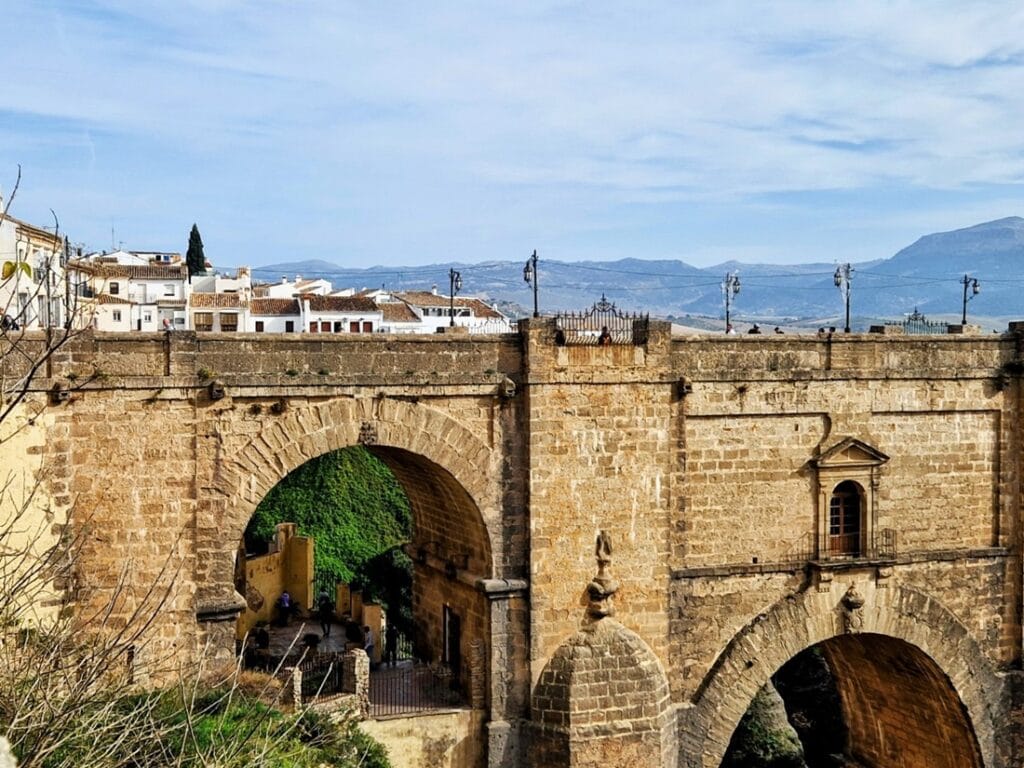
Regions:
[[369, 661, 463, 717], [886, 309, 948, 335], [818, 527, 897, 561], [554, 294, 649, 346], [298, 653, 344, 698]]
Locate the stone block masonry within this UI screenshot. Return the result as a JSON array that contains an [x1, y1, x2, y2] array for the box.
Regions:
[[3, 323, 1024, 767]]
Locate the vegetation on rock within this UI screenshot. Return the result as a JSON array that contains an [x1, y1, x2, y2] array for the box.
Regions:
[[245, 446, 413, 630]]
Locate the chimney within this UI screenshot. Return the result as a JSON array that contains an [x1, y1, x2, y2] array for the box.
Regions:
[[431, 284, 438, 295], [281, 276, 288, 284]]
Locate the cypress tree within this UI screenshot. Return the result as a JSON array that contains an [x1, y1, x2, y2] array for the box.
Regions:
[[186, 223, 205, 276]]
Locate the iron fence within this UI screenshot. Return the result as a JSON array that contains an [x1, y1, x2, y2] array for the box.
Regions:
[[779, 528, 898, 566], [298, 653, 344, 699], [886, 309, 948, 335], [370, 661, 463, 717], [818, 527, 897, 561], [555, 294, 649, 346]]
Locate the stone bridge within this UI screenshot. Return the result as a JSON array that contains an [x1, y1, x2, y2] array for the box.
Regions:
[[5, 320, 1024, 767]]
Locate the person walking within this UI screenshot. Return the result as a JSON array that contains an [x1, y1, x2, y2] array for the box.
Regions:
[[363, 625, 375, 667], [317, 589, 333, 638], [384, 623, 399, 667]]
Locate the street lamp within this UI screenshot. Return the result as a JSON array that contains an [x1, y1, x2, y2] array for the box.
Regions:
[[961, 274, 980, 325], [448, 268, 462, 327], [834, 263, 853, 333], [523, 249, 539, 318], [722, 271, 740, 333]]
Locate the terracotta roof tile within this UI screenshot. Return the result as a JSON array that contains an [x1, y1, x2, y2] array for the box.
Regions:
[[190, 292, 241, 308], [379, 301, 420, 323], [304, 295, 379, 313], [394, 291, 503, 319], [96, 294, 132, 305], [250, 298, 300, 316], [71, 261, 189, 280]]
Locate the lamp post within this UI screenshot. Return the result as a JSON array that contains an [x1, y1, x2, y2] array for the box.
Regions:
[[961, 274, 980, 325], [834, 263, 853, 333], [722, 271, 740, 333], [448, 268, 462, 327], [523, 249, 539, 318]]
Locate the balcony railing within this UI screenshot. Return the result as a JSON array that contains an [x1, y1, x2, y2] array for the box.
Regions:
[[783, 528, 898, 565], [818, 528, 897, 562]]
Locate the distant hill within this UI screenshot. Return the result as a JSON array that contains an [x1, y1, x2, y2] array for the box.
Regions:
[[244, 217, 1024, 326]]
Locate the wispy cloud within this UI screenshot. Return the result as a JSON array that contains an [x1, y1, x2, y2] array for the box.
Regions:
[[1, 1, 1023, 267]]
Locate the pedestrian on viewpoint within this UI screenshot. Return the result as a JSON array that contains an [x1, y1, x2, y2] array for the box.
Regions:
[[363, 625, 375, 667], [317, 589, 333, 638], [384, 623, 399, 667], [277, 591, 291, 627], [598, 326, 612, 345], [748, 323, 762, 334]]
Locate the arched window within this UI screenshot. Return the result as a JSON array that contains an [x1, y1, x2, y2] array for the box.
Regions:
[[829, 481, 862, 557]]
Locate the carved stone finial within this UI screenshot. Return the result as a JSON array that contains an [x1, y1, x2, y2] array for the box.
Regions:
[[587, 530, 619, 619], [841, 584, 865, 634]]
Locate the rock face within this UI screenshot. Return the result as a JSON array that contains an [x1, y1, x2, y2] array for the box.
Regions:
[[721, 682, 807, 768], [773, 648, 848, 767]]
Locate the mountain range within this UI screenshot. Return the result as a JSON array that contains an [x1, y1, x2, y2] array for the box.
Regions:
[[245, 217, 1024, 327]]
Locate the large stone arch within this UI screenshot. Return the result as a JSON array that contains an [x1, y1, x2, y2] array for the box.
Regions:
[[683, 580, 1001, 768], [195, 396, 502, 659]]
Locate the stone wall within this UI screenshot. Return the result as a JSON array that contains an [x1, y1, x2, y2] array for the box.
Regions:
[[3, 325, 1022, 767]]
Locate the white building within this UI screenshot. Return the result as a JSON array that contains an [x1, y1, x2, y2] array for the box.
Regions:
[[385, 290, 511, 333], [257, 275, 333, 299], [0, 213, 70, 330], [70, 260, 189, 332], [303, 295, 382, 333], [188, 292, 244, 332], [249, 298, 300, 333]]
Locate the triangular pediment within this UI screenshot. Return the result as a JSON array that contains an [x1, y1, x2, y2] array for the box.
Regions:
[[812, 436, 889, 469]]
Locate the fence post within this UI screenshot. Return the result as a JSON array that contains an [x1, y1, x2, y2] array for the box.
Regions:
[[343, 649, 370, 718]]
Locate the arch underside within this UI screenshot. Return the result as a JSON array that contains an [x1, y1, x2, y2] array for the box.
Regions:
[[817, 633, 982, 768], [688, 584, 1000, 768]]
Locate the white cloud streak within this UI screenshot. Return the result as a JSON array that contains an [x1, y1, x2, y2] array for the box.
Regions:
[[1, 1, 1023, 265]]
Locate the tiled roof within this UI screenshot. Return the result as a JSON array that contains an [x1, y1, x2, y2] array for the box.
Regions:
[[96, 294, 132, 305], [379, 301, 420, 323], [250, 298, 300, 316], [394, 291, 503, 319], [304, 295, 379, 313], [190, 292, 241, 308], [70, 261, 189, 280]]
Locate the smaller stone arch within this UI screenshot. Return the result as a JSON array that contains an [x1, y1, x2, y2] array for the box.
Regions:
[[531, 619, 675, 768], [685, 581, 1001, 768]]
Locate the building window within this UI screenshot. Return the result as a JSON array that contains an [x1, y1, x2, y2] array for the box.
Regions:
[[112, 310, 122, 322], [320, 321, 330, 333], [220, 313, 238, 331], [255, 321, 265, 332], [285, 321, 294, 333], [163, 284, 175, 296], [109, 282, 119, 295], [195, 312, 213, 332], [362, 321, 373, 333], [143, 312, 152, 324], [828, 481, 862, 557], [309, 321, 318, 333], [334, 321, 344, 333], [350, 321, 360, 333]]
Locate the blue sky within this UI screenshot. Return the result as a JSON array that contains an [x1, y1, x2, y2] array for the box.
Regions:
[[2, 1, 1024, 268]]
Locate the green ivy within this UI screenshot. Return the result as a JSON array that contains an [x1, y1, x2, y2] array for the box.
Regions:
[[245, 447, 413, 628]]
